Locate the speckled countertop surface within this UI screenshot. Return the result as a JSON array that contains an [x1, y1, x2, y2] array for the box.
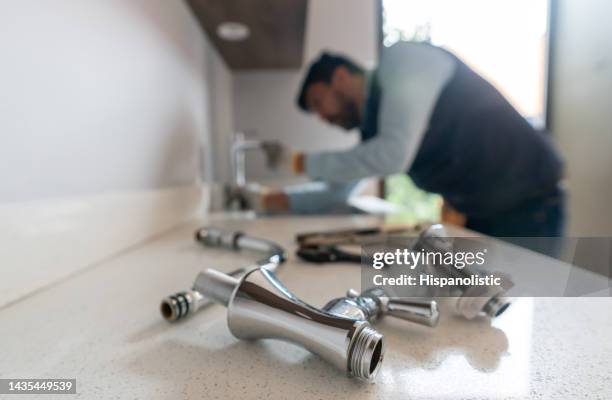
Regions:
[[1, 214, 611, 399]]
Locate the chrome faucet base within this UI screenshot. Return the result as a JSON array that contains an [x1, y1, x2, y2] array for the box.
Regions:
[[197, 265, 386, 380]]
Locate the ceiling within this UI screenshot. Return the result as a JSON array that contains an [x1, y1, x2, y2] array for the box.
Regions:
[[186, 0, 308, 70]]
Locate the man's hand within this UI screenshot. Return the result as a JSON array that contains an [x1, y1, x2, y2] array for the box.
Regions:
[[261, 141, 305, 175], [441, 199, 467, 226], [292, 152, 305, 175], [261, 191, 290, 214], [241, 184, 290, 214]]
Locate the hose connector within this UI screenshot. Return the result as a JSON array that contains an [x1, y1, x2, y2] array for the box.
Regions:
[[160, 290, 205, 322], [161, 227, 287, 322]]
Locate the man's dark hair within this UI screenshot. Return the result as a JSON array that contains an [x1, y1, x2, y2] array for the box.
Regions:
[[297, 52, 365, 111]]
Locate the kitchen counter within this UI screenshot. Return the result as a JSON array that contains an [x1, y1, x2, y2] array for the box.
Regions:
[[1, 214, 611, 399]]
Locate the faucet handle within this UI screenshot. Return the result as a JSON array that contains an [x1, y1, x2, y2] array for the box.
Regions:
[[384, 297, 439, 327], [355, 288, 440, 327]]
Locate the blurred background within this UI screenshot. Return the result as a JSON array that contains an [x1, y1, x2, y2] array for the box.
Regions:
[[1, 0, 610, 306]]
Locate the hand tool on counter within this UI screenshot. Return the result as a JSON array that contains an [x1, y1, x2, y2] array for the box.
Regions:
[[296, 224, 423, 264]]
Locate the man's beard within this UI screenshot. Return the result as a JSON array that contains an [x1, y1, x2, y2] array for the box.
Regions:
[[334, 99, 361, 131]]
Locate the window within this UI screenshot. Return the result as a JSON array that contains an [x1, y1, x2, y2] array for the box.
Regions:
[[382, 0, 550, 125]]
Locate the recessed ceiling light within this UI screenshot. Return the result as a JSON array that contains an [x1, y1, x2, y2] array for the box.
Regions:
[[216, 22, 250, 42]]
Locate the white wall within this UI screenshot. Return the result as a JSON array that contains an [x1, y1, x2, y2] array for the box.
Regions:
[[551, 0, 612, 235], [0, 0, 233, 307], [203, 36, 235, 184], [0, 0, 220, 202], [231, 0, 377, 182], [303, 0, 378, 63]]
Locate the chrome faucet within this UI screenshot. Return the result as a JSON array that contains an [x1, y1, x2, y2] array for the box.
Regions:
[[230, 131, 285, 187], [224, 131, 285, 211], [231, 131, 261, 187]]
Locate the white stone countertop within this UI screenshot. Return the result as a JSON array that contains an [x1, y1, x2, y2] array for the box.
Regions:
[[1, 214, 611, 399]]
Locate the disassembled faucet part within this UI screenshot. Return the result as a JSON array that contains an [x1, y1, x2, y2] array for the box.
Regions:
[[187, 268, 438, 380], [415, 224, 514, 319], [325, 288, 439, 327], [194, 226, 287, 268], [194, 265, 386, 380], [160, 227, 440, 380], [160, 227, 286, 322]]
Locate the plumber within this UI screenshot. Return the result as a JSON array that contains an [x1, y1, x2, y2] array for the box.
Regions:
[[260, 42, 564, 237]]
